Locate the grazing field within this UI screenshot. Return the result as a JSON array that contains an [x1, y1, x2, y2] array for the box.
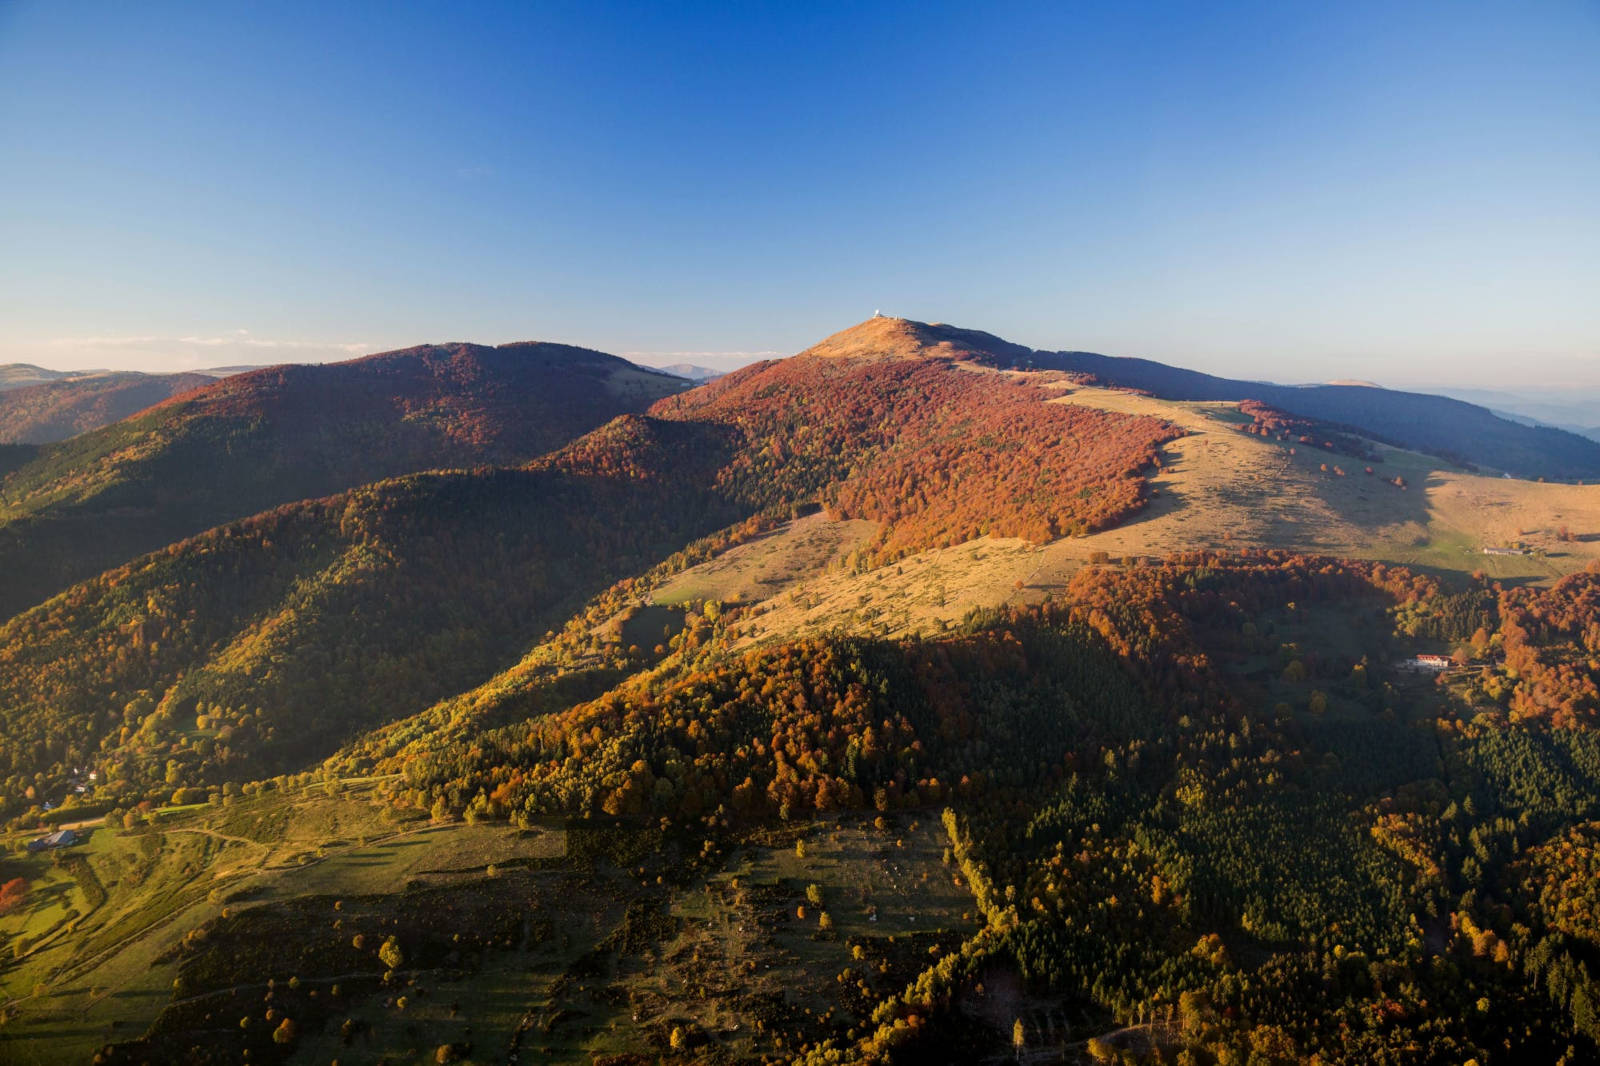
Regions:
[[283, 859, 630, 1066], [652, 511, 877, 607], [0, 783, 562, 1065], [227, 819, 566, 903], [733, 534, 1043, 643], [3, 777, 976, 1066], [1044, 387, 1600, 580], [693, 386, 1600, 648]]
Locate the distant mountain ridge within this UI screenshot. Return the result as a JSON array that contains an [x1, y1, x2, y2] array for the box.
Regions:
[[1420, 385, 1600, 445], [0, 361, 259, 390], [816, 319, 1600, 479], [1032, 350, 1600, 478], [0, 341, 687, 619]]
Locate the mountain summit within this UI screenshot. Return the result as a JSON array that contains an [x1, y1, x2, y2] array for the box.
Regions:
[[797, 315, 1033, 364]]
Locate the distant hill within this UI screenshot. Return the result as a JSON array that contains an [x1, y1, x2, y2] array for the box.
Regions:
[[194, 364, 276, 376], [1422, 385, 1600, 445], [648, 323, 1178, 556], [839, 319, 1600, 479], [0, 371, 215, 444], [0, 342, 687, 619], [0, 363, 77, 390], [656, 363, 724, 381]]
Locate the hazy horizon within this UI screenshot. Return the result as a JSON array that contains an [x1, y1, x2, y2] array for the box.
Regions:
[[6, 320, 1598, 396], [9, 316, 1600, 396]]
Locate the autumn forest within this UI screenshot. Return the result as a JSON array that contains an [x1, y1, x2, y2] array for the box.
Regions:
[[3, 319, 1600, 1066]]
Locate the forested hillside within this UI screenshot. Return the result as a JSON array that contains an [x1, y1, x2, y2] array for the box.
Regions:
[[0, 418, 745, 821], [0, 370, 215, 444], [0, 346, 1177, 821], [650, 333, 1180, 558], [348, 551, 1600, 1063], [6, 319, 1600, 1066], [0, 342, 686, 618]]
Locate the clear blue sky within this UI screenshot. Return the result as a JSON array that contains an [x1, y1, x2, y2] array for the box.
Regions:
[[1, 1, 1596, 386]]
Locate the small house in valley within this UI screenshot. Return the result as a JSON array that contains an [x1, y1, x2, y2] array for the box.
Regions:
[[27, 828, 78, 852]]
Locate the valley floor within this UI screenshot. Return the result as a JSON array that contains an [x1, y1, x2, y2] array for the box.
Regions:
[[1, 790, 993, 1065]]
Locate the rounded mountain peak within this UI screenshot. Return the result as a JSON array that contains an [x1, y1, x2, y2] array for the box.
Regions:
[[798, 316, 1036, 365]]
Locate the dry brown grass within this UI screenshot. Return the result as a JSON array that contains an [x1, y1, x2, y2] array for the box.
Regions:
[[670, 384, 1600, 647], [653, 511, 877, 606], [1039, 387, 1600, 582]]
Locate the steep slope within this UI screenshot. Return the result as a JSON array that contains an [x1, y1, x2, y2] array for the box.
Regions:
[[0, 370, 214, 443], [330, 334, 1183, 785], [0, 417, 744, 819], [650, 324, 1179, 556], [0, 341, 687, 619], [0, 331, 1179, 818], [394, 552, 1432, 825], [401, 609, 1156, 825]]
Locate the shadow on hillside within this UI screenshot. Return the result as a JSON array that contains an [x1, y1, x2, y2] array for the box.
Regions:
[[111, 987, 165, 1000], [1106, 432, 1438, 558], [1314, 462, 1437, 542], [0, 1028, 104, 1040], [1110, 444, 1189, 526]]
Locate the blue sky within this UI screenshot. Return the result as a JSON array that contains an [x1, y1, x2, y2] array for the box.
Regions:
[[1, 1, 1596, 386]]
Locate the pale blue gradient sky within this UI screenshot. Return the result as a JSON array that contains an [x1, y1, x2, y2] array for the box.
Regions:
[[1, 1, 1596, 387]]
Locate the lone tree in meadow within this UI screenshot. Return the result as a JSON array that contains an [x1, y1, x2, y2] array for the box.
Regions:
[[379, 936, 404, 971]]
